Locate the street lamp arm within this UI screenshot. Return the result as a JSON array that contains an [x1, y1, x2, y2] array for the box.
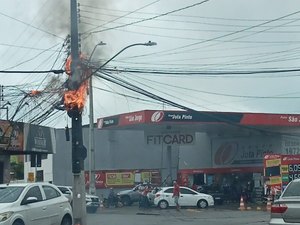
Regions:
[[98, 41, 156, 70]]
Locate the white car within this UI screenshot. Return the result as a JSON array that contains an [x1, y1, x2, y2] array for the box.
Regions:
[[0, 182, 73, 225], [154, 186, 214, 209], [57, 185, 100, 213]]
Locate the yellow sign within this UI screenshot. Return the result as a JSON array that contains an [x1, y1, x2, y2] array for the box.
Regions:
[[28, 172, 34, 182], [281, 165, 288, 173], [266, 159, 281, 167], [270, 176, 281, 185], [106, 172, 134, 186], [141, 172, 151, 182]]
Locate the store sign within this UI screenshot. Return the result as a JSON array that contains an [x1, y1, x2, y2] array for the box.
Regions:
[[119, 111, 145, 125], [145, 132, 195, 145], [148, 111, 243, 123], [212, 137, 280, 167], [106, 172, 134, 186], [97, 117, 119, 129], [24, 124, 55, 154]]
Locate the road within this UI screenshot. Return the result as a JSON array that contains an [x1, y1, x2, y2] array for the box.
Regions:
[[86, 205, 270, 225]]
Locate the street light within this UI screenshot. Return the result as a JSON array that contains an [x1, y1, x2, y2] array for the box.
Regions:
[[98, 41, 157, 70], [88, 41, 157, 194], [87, 41, 106, 195]]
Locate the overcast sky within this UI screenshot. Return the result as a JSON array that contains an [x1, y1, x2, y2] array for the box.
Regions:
[[1, 0, 300, 128]]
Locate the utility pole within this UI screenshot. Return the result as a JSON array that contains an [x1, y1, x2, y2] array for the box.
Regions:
[[87, 41, 106, 195], [69, 0, 87, 224], [88, 75, 96, 195]]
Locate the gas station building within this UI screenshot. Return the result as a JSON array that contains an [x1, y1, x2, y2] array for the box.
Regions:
[[74, 109, 300, 198]]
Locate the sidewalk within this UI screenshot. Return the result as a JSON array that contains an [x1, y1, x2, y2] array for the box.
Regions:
[[214, 201, 269, 211]]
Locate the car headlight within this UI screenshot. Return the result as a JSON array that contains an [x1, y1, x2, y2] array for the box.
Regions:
[[0, 212, 13, 222]]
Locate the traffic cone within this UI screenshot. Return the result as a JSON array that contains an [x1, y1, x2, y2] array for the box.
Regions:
[[266, 196, 272, 212], [100, 200, 104, 209], [239, 196, 246, 211]]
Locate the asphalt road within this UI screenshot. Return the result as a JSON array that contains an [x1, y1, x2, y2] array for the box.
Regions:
[[86, 205, 270, 225]]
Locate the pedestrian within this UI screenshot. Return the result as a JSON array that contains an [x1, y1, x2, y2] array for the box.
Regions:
[[172, 180, 180, 211], [141, 185, 150, 208], [108, 187, 116, 208]]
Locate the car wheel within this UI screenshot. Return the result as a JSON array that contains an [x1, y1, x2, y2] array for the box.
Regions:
[[12, 220, 24, 225], [117, 201, 123, 208], [121, 196, 131, 206], [158, 200, 169, 209], [197, 199, 208, 209], [61, 215, 72, 225]]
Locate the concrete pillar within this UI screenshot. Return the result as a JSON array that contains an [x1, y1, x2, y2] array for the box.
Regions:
[[167, 145, 172, 184], [0, 155, 11, 183]]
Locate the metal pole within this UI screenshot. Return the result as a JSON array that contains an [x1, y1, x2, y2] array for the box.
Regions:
[[87, 42, 105, 195], [70, 0, 86, 224], [88, 76, 96, 195]]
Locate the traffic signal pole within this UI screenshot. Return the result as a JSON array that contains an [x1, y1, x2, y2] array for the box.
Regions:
[[70, 0, 87, 224]]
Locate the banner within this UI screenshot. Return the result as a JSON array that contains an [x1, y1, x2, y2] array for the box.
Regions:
[[0, 120, 23, 152], [106, 172, 134, 186]]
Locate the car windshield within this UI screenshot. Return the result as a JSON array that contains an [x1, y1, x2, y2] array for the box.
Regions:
[[0, 186, 24, 203], [282, 181, 300, 197]]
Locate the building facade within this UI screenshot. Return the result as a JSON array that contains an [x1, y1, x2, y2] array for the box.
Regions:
[[47, 110, 300, 200]]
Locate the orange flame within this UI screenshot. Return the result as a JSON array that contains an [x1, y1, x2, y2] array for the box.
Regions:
[[64, 53, 91, 112], [64, 54, 91, 111], [64, 80, 88, 112], [65, 54, 86, 76]]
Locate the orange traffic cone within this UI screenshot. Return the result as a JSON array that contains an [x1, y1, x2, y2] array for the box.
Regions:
[[266, 196, 272, 211], [239, 196, 246, 211]]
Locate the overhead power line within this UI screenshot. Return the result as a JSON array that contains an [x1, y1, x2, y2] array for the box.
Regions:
[[0, 11, 64, 40], [102, 67, 300, 76], [84, 0, 209, 35], [0, 69, 64, 74]]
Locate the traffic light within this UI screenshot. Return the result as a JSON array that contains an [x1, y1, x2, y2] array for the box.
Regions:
[[72, 144, 87, 174]]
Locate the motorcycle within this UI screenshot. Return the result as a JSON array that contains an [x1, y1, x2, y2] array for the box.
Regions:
[[103, 195, 123, 208]]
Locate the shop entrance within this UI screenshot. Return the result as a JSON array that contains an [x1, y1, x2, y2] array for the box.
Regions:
[[181, 171, 259, 203]]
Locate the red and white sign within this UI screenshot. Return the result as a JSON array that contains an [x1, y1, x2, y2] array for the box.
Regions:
[[241, 114, 300, 126], [119, 111, 145, 126]]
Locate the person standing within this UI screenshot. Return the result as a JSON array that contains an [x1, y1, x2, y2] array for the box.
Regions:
[[172, 181, 180, 211], [108, 187, 116, 208]]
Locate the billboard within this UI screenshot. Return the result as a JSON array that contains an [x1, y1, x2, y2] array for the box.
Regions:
[[212, 136, 281, 167], [23, 124, 56, 154], [0, 120, 23, 152]]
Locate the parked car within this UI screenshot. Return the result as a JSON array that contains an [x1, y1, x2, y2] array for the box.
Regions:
[[153, 186, 214, 209], [0, 182, 73, 225], [269, 179, 300, 225], [197, 185, 225, 205], [117, 183, 154, 206], [57, 185, 100, 213], [147, 187, 161, 205]]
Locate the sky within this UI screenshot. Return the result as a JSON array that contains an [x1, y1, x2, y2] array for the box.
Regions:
[[1, 0, 300, 128]]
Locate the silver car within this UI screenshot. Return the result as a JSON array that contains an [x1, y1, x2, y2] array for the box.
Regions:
[[269, 179, 300, 225], [0, 182, 73, 225], [57, 185, 100, 213]]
